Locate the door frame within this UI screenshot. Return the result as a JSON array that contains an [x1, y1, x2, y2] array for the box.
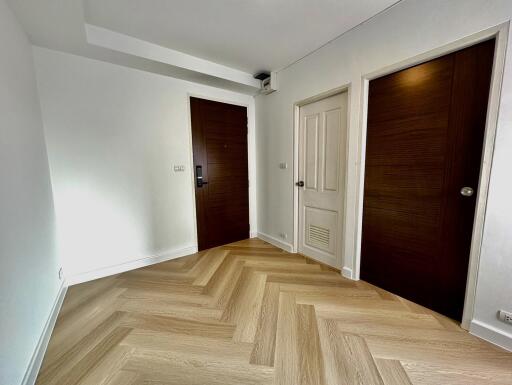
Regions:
[[186, 93, 257, 250], [292, 85, 351, 270], [354, 22, 509, 329]]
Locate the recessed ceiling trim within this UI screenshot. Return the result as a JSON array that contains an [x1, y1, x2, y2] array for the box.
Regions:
[[85, 24, 261, 89]]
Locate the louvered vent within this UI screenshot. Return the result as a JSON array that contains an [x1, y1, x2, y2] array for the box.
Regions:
[[308, 224, 330, 249]]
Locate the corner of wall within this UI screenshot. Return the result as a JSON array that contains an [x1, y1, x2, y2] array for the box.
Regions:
[[257, 232, 294, 253], [21, 282, 67, 385], [66, 245, 198, 286]]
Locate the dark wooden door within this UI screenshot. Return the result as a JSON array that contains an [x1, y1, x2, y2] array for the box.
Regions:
[[361, 39, 495, 320], [190, 97, 249, 250]]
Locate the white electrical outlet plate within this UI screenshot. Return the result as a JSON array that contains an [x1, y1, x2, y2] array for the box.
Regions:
[[279, 162, 288, 169], [173, 165, 185, 172], [499, 310, 512, 324]]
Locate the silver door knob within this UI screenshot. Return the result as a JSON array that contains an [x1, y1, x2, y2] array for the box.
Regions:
[[460, 187, 474, 197]]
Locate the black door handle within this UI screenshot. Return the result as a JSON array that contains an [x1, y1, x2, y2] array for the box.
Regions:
[[296, 181, 304, 187], [196, 165, 208, 187]]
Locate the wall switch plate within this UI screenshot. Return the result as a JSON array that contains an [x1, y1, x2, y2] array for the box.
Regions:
[[498, 310, 512, 324], [173, 165, 185, 172], [279, 162, 288, 169]]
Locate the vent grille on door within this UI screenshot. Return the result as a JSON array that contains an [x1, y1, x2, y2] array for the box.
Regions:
[[308, 224, 330, 249]]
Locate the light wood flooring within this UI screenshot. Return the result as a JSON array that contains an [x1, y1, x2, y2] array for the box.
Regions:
[[37, 238, 512, 385]]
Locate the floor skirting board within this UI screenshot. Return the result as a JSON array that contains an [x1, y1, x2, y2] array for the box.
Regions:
[[22, 281, 67, 385], [470, 319, 512, 352], [66, 246, 198, 286], [257, 232, 294, 253], [342, 266, 354, 279]]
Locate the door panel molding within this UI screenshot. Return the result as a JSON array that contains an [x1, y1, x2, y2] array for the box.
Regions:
[[304, 114, 319, 190], [292, 85, 351, 270], [297, 91, 348, 268], [323, 108, 342, 192], [304, 206, 338, 256]]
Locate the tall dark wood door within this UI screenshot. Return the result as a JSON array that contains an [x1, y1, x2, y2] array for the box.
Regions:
[[361, 39, 495, 321], [190, 97, 249, 250]]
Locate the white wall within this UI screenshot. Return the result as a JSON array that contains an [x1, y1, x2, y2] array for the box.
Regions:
[[33, 47, 256, 283], [256, 0, 512, 347], [0, 1, 61, 384]]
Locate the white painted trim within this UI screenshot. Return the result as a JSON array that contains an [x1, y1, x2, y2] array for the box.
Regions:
[[292, 103, 300, 254], [341, 266, 353, 279], [353, 23, 509, 330], [292, 85, 351, 267], [470, 320, 512, 352], [461, 24, 509, 330], [22, 281, 67, 385], [85, 24, 260, 89], [257, 232, 294, 253], [67, 245, 197, 286], [186, 95, 200, 250]]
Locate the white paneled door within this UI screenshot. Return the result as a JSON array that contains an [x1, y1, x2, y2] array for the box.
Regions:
[[298, 92, 347, 268]]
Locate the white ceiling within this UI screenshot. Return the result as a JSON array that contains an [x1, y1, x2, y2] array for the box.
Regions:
[[84, 0, 399, 74], [8, 0, 400, 93]]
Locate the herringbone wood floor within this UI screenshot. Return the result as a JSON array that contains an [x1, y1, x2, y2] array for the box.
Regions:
[[37, 238, 512, 385]]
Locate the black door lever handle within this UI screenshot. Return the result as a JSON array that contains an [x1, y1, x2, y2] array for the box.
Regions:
[[296, 181, 304, 187]]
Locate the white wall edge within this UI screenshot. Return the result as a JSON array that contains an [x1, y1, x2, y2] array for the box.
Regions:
[[21, 281, 68, 385], [257, 232, 294, 253], [67, 245, 198, 286], [85, 24, 260, 89], [470, 319, 512, 352], [342, 266, 354, 280]]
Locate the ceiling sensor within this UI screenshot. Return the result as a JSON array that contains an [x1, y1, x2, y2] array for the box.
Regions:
[[254, 72, 270, 81], [254, 72, 278, 95]]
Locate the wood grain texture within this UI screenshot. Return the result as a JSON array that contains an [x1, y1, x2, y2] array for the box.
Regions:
[[250, 282, 281, 366], [376, 359, 413, 385], [362, 39, 495, 320], [190, 97, 249, 251], [36, 238, 512, 385]]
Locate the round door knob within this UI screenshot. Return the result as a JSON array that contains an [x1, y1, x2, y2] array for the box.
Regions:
[[296, 181, 305, 187], [460, 187, 474, 197]]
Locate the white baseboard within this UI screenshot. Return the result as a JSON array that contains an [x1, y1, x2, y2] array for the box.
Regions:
[[470, 319, 512, 352], [250, 231, 258, 238], [342, 266, 354, 279], [67, 245, 198, 286], [22, 281, 68, 385], [257, 232, 294, 253]]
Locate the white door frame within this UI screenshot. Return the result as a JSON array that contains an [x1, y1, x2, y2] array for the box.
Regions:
[[353, 22, 509, 329], [292, 85, 351, 270]]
